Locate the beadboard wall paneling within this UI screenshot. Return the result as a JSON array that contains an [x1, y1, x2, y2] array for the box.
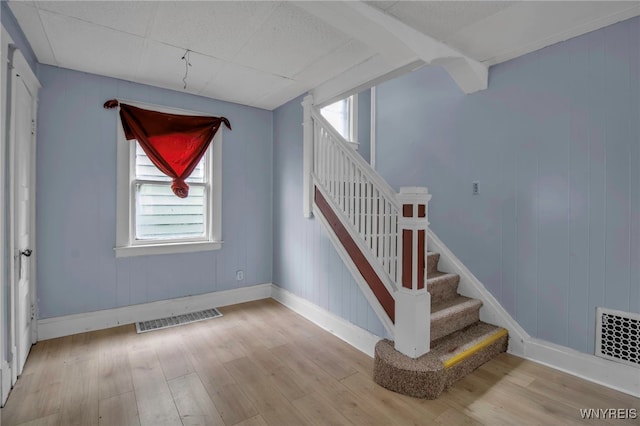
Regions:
[[375, 16, 640, 355], [36, 65, 273, 319], [272, 93, 388, 338]]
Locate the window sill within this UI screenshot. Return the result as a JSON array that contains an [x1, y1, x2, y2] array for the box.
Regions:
[[115, 240, 222, 258]]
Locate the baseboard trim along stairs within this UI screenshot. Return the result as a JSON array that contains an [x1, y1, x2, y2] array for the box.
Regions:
[[373, 252, 509, 399]]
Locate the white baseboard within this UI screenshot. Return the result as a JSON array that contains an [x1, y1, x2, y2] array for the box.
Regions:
[[37, 284, 273, 340], [1, 360, 11, 407], [523, 337, 640, 398], [270, 285, 381, 357]]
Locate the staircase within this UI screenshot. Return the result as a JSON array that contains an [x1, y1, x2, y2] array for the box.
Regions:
[[373, 252, 508, 399], [302, 95, 508, 399]]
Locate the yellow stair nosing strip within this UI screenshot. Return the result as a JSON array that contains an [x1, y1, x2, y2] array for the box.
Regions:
[[443, 328, 508, 369]]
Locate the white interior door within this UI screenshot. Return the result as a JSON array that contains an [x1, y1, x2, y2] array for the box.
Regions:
[[9, 52, 39, 383]]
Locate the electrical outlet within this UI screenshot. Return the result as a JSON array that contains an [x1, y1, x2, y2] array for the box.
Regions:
[[236, 270, 244, 281], [472, 181, 480, 195]]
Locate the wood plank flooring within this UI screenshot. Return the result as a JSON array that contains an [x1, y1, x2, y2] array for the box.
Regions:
[[1, 299, 638, 426]]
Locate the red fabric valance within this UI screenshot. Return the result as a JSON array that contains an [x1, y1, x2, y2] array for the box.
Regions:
[[104, 99, 231, 198]]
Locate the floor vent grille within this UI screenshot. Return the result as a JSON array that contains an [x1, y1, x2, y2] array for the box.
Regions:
[[136, 308, 222, 333], [595, 307, 639, 367]]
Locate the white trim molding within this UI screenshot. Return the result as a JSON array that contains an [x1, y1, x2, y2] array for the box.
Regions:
[[1, 361, 10, 406], [0, 24, 12, 408], [524, 337, 640, 398], [37, 284, 272, 340], [271, 285, 380, 357]]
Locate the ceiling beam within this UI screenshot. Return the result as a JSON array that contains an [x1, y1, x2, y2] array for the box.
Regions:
[[297, 1, 488, 97], [344, 1, 487, 94]]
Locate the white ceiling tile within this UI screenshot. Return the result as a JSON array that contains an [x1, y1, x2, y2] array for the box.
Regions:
[[365, 1, 400, 12], [293, 39, 376, 86], [134, 41, 225, 94], [149, 1, 281, 61], [254, 80, 309, 110], [7, 2, 57, 65], [447, 1, 640, 64], [386, 1, 514, 41], [200, 62, 294, 108], [234, 3, 349, 78], [39, 10, 144, 82], [35, 1, 157, 37]]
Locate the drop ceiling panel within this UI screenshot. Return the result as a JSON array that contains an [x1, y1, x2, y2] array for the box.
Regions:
[[7, 2, 57, 65], [134, 41, 225, 95], [448, 1, 640, 64], [36, 1, 158, 37], [149, 1, 281, 61], [200, 62, 294, 108], [293, 39, 376, 86], [234, 3, 349, 78], [39, 10, 144, 82], [385, 1, 514, 41], [366, 1, 399, 12], [254, 80, 309, 110]]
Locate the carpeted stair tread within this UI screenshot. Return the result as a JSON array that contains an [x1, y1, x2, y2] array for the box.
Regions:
[[431, 295, 482, 318], [429, 321, 505, 362]]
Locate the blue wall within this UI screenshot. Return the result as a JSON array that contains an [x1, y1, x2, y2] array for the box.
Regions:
[[272, 94, 387, 338], [375, 17, 640, 354], [36, 65, 273, 318]]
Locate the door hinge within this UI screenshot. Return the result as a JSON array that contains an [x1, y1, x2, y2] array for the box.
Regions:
[[31, 119, 35, 135], [30, 304, 36, 321]]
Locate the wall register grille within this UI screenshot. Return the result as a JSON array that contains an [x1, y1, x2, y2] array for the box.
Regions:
[[136, 308, 222, 333], [595, 307, 639, 367]]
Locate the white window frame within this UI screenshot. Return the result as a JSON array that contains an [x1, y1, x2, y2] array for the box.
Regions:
[[321, 94, 358, 149], [114, 101, 222, 257]]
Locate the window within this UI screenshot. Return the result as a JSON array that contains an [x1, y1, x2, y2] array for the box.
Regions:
[[320, 94, 358, 145], [115, 102, 222, 257]]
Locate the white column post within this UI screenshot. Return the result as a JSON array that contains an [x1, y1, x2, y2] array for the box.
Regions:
[[302, 94, 314, 218], [395, 186, 432, 358]]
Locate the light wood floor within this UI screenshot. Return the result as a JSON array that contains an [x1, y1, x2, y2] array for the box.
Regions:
[[1, 299, 638, 426]]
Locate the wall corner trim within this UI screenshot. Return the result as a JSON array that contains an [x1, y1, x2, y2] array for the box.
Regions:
[[37, 284, 273, 340]]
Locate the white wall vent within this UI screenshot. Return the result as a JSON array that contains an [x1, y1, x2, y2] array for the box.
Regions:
[[595, 307, 639, 367]]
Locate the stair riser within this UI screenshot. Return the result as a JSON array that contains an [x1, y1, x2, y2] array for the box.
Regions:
[[444, 334, 509, 388], [431, 305, 481, 342], [427, 253, 440, 275], [428, 275, 460, 305]]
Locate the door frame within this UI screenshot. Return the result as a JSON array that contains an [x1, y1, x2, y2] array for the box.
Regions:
[[0, 25, 13, 406], [8, 48, 40, 385]]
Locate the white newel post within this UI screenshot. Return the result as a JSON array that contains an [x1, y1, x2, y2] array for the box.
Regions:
[[302, 94, 314, 218], [395, 186, 432, 358]]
